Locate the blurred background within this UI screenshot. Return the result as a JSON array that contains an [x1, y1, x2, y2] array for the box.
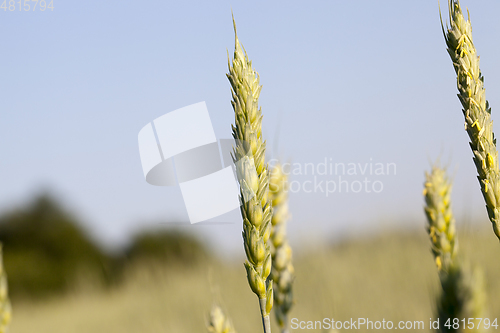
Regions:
[[2, 0, 500, 332]]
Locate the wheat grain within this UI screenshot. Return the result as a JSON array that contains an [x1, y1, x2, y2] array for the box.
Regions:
[[228, 16, 273, 333], [269, 163, 294, 333], [441, 0, 500, 240]]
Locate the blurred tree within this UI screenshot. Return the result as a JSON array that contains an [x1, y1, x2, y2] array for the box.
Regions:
[[0, 194, 110, 298], [126, 229, 208, 265], [0, 193, 212, 298]]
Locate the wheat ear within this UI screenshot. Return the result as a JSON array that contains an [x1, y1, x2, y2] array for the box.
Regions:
[[207, 305, 236, 333], [441, 0, 500, 240], [269, 163, 294, 333], [424, 166, 485, 329], [0, 245, 11, 333], [423, 166, 457, 272], [228, 17, 273, 333], [437, 263, 486, 332]]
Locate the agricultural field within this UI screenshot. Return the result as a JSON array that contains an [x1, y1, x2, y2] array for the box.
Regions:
[[8, 227, 500, 333]]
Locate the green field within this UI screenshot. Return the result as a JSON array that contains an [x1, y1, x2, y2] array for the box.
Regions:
[[9, 226, 500, 333]]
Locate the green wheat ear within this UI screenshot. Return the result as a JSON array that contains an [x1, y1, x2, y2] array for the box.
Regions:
[[437, 262, 486, 332], [423, 166, 457, 272], [0, 245, 11, 333], [424, 165, 485, 330], [441, 0, 500, 240], [207, 305, 236, 333], [269, 163, 294, 333], [228, 16, 273, 333]]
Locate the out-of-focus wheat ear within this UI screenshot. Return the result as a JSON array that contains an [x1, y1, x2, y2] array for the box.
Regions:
[[437, 262, 486, 332], [423, 166, 486, 329], [442, 0, 500, 240], [0, 245, 11, 333], [206, 305, 236, 333], [269, 163, 294, 333], [423, 166, 457, 273], [228, 16, 273, 333]]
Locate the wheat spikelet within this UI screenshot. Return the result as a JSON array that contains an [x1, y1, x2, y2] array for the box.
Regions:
[[0, 245, 11, 333], [207, 305, 236, 333], [228, 16, 273, 333], [269, 163, 294, 333], [441, 0, 500, 240], [423, 166, 457, 272]]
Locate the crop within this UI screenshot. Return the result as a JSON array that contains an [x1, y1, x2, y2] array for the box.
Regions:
[[207, 305, 236, 333], [441, 0, 500, 240], [269, 163, 294, 333], [228, 17, 274, 333], [0, 245, 11, 333], [424, 165, 485, 331], [424, 166, 457, 272]]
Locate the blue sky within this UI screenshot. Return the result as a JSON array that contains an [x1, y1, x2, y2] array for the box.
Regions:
[[2, 0, 500, 254]]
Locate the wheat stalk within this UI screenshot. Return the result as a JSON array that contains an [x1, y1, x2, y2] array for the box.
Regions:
[[424, 166, 485, 330], [207, 305, 236, 333], [0, 245, 11, 333], [437, 263, 486, 332], [441, 0, 500, 240], [269, 163, 294, 333], [228, 17, 273, 333], [423, 166, 457, 272]]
